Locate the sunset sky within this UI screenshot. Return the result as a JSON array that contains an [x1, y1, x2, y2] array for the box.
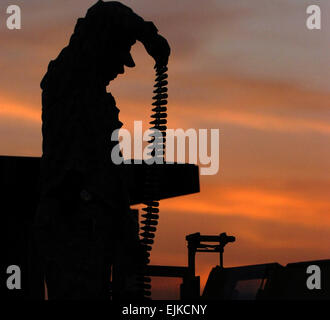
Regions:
[[1, 0, 330, 295]]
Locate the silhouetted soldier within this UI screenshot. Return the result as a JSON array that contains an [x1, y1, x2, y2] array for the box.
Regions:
[[35, 0, 170, 299]]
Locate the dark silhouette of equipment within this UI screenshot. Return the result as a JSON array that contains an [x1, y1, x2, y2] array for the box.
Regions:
[[186, 232, 236, 274], [142, 232, 330, 300], [2, 170, 330, 301]]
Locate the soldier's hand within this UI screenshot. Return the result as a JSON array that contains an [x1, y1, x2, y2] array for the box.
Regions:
[[144, 34, 171, 68]]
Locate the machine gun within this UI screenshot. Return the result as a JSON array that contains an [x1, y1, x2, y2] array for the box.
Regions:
[[0, 155, 199, 300]]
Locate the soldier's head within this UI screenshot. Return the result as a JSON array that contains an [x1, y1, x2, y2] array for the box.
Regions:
[[105, 45, 135, 82], [70, 1, 137, 84]]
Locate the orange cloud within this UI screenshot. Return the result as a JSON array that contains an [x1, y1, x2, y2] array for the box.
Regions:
[[214, 109, 330, 134], [159, 182, 330, 228], [0, 96, 41, 123]]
